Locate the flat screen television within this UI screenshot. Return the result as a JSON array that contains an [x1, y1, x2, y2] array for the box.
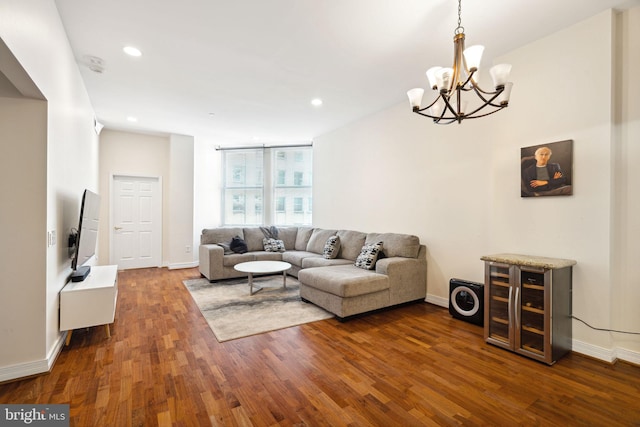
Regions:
[[71, 189, 101, 282]]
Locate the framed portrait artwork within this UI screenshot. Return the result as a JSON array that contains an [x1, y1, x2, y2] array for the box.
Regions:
[[521, 140, 573, 197]]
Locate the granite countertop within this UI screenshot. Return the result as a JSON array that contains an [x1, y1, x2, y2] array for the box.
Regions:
[[480, 253, 577, 269]]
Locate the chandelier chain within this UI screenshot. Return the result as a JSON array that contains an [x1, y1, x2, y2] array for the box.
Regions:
[[455, 0, 464, 35]]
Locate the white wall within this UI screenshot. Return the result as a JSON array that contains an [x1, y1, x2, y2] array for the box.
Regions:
[[0, 0, 98, 381], [611, 6, 640, 357], [493, 11, 615, 353], [98, 129, 197, 269], [0, 97, 47, 370], [168, 134, 196, 268], [99, 130, 171, 265], [313, 8, 640, 363], [194, 140, 222, 233]]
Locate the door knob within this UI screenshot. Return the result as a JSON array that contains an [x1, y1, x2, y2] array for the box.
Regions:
[[114, 226, 123, 231]]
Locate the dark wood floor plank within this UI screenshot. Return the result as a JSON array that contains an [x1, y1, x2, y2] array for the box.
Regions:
[[1, 266, 639, 426]]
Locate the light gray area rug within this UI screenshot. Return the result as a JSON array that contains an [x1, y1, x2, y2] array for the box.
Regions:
[[183, 275, 334, 342]]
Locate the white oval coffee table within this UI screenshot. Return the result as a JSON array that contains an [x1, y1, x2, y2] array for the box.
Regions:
[[233, 260, 292, 295]]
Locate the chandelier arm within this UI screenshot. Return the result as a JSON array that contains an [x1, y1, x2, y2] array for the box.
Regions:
[[415, 94, 457, 122], [459, 107, 506, 120], [463, 104, 504, 119], [459, 72, 504, 97], [468, 85, 506, 108], [420, 93, 444, 111], [414, 105, 495, 124], [414, 110, 458, 124]]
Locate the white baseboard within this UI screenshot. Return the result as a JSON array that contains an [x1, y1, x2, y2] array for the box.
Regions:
[[425, 294, 448, 308], [425, 296, 640, 365], [571, 340, 640, 365], [571, 339, 617, 363], [615, 347, 640, 365], [0, 333, 66, 383], [168, 261, 199, 270]]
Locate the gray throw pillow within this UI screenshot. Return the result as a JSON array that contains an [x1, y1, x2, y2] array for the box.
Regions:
[[217, 242, 233, 255], [322, 236, 340, 259], [263, 238, 286, 252], [355, 242, 383, 270]]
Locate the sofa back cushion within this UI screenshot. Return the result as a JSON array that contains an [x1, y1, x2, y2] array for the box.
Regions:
[[201, 228, 243, 245], [277, 227, 298, 250], [243, 227, 266, 252], [306, 228, 337, 254], [365, 232, 421, 258], [336, 229, 367, 261], [295, 227, 314, 250]]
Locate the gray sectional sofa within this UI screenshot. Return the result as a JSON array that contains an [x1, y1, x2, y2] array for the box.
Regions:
[[199, 226, 427, 319]]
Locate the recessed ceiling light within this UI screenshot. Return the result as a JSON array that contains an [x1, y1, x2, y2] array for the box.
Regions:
[[311, 98, 323, 107], [123, 46, 142, 57], [126, 116, 138, 122]]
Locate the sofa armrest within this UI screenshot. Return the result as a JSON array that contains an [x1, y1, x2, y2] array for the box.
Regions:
[[199, 244, 224, 281], [375, 255, 427, 304]]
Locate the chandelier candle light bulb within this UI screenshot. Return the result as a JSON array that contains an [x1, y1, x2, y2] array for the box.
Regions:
[[407, 0, 513, 124]]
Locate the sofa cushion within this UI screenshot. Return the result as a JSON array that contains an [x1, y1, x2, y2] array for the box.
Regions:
[[277, 227, 298, 250], [322, 236, 340, 259], [355, 242, 383, 270], [222, 253, 256, 266], [306, 229, 337, 254], [243, 227, 266, 252], [282, 250, 322, 266], [263, 238, 286, 252], [366, 233, 420, 258], [253, 251, 284, 262], [295, 227, 314, 250], [298, 265, 389, 297], [302, 257, 352, 269], [336, 230, 367, 261], [201, 228, 243, 245]]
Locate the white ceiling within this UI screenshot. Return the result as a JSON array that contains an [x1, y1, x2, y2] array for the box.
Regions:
[[54, 0, 639, 145]]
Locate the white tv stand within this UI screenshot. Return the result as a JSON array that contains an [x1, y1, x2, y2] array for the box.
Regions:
[[60, 264, 118, 345]]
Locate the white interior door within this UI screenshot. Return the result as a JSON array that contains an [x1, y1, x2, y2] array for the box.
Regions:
[[111, 175, 162, 269]]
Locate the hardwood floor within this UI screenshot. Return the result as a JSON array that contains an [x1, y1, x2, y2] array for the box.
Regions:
[[1, 267, 639, 426]]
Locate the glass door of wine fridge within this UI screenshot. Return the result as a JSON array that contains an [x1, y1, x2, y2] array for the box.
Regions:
[[516, 267, 551, 363], [484, 262, 513, 349]]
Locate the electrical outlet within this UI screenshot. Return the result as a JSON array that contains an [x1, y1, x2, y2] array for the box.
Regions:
[[185, 245, 191, 253], [47, 230, 57, 247]]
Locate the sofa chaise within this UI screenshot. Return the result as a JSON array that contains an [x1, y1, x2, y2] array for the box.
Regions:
[[199, 226, 427, 319]]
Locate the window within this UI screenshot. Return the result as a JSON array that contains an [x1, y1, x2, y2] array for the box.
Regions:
[[232, 195, 245, 214], [222, 146, 312, 226], [232, 166, 245, 184], [254, 195, 262, 215], [222, 150, 264, 225], [272, 147, 312, 225]]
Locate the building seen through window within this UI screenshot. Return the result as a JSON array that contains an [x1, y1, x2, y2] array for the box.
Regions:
[[222, 146, 312, 226]]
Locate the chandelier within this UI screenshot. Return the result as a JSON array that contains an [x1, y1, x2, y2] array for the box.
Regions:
[[407, 0, 513, 124]]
